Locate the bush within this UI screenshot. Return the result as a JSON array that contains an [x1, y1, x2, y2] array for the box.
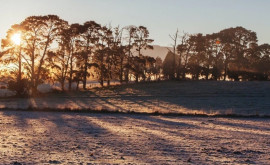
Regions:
[[7, 79, 29, 96], [0, 86, 6, 89]]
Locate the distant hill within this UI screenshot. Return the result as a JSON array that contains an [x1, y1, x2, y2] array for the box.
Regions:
[[132, 45, 172, 60], [50, 45, 172, 61]]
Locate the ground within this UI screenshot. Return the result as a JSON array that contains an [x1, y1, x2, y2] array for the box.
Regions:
[[0, 81, 270, 164], [0, 111, 270, 164], [0, 81, 270, 116]]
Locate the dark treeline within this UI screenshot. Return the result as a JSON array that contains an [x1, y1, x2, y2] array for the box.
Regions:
[[164, 27, 270, 81], [0, 15, 159, 96], [0, 15, 269, 96]]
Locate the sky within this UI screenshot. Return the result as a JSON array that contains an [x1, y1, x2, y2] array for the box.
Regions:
[[0, 0, 270, 47]]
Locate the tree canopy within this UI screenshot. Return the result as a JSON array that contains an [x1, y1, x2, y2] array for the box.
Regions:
[[0, 15, 269, 96]]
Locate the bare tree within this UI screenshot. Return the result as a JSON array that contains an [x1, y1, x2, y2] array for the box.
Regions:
[[176, 31, 188, 79], [169, 29, 179, 79]]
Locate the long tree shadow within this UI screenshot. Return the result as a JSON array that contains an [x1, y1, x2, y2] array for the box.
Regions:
[[1, 81, 270, 116], [110, 81, 270, 115], [1, 111, 269, 164]]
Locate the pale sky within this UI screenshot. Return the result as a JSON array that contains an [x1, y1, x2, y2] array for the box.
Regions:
[[0, 0, 270, 47]]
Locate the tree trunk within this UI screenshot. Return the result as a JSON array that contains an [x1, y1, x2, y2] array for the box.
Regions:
[[177, 53, 182, 79], [18, 46, 22, 82], [61, 80, 65, 91], [182, 72, 186, 80], [120, 57, 124, 84], [125, 55, 130, 83], [100, 79, 104, 87], [223, 62, 228, 81], [31, 54, 35, 96], [135, 74, 139, 83], [206, 65, 210, 80], [36, 37, 50, 91], [125, 38, 132, 84], [68, 60, 73, 91], [83, 58, 87, 90], [31, 84, 38, 96], [76, 81, 79, 91]]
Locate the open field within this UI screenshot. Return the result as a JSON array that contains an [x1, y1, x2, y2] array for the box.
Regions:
[[0, 81, 270, 116], [0, 81, 270, 164], [0, 111, 270, 164]]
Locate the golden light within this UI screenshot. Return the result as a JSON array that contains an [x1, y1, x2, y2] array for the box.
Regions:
[[11, 33, 21, 45], [216, 40, 220, 45]]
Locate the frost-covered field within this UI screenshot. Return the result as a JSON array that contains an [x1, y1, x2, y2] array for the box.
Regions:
[[0, 111, 270, 164], [0, 81, 270, 164], [0, 81, 269, 116]]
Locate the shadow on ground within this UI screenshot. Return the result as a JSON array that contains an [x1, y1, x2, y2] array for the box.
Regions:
[[1, 111, 270, 164], [0, 81, 270, 116]]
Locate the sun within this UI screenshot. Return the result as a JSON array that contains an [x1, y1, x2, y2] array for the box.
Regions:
[[11, 32, 21, 45]]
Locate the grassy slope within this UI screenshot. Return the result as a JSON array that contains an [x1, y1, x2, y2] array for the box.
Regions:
[[0, 81, 270, 116]]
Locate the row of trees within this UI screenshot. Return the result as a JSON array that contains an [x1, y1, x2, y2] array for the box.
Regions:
[[0, 15, 160, 95], [164, 27, 270, 81], [1, 15, 269, 96]]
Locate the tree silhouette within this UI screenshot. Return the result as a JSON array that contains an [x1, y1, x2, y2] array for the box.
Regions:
[[80, 21, 101, 89], [111, 26, 125, 84], [176, 32, 188, 79], [133, 26, 154, 82], [219, 27, 257, 81], [123, 26, 137, 83], [1, 24, 28, 95], [163, 51, 175, 80], [92, 26, 112, 86], [1, 15, 270, 97], [19, 15, 67, 95], [169, 29, 179, 80]]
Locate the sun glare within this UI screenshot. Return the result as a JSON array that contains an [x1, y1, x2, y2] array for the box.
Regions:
[[11, 33, 21, 45]]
